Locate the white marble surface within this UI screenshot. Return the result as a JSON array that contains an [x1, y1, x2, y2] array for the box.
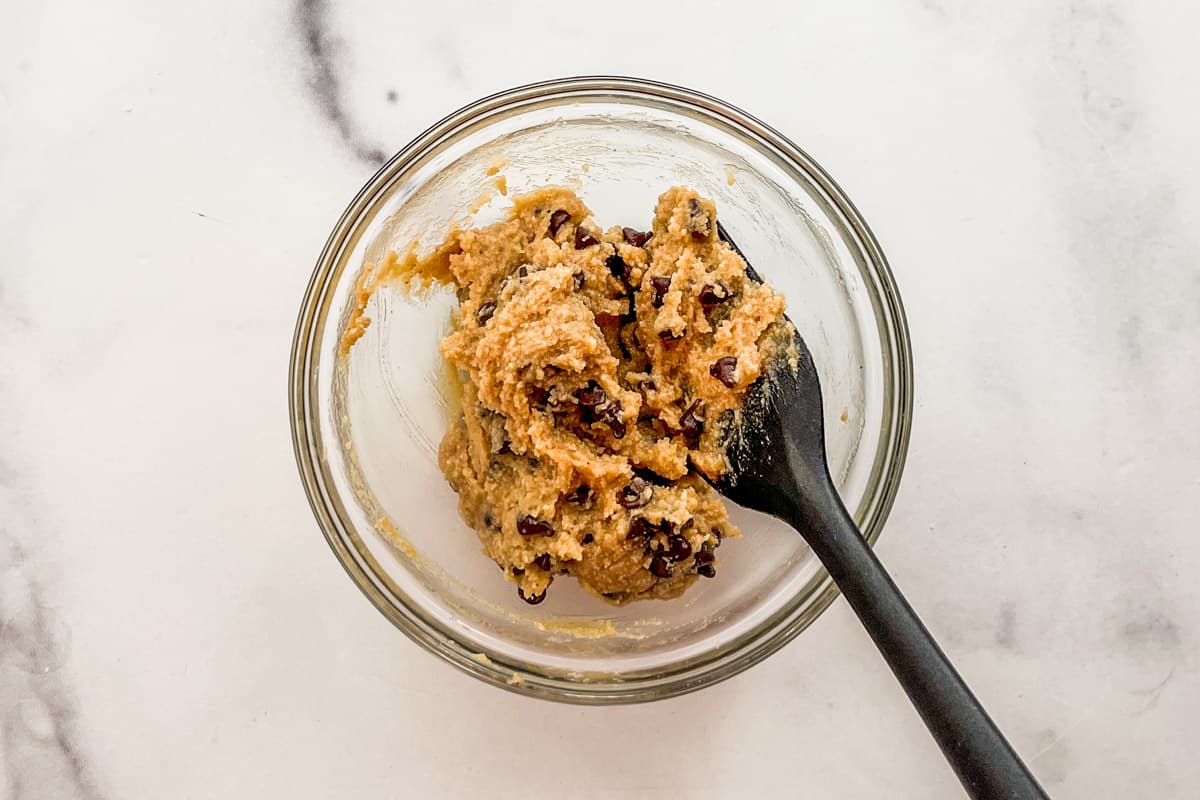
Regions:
[[3, 0, 1199, 796]]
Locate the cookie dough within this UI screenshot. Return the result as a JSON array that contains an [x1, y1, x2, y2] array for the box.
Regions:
[[353, 186, 787, 604]]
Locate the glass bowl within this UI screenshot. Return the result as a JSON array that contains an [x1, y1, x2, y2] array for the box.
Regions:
[[289, 76, 912, 703]]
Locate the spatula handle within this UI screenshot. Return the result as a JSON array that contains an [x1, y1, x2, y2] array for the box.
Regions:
[[780, 475, 1048, 800]]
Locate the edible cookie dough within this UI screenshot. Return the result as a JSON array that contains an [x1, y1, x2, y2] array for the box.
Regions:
[[349, 186, 787, 604]]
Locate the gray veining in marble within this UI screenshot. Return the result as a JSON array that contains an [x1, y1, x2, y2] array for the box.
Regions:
[[0, 469, 104, 799], [293, 0, 388, 166]]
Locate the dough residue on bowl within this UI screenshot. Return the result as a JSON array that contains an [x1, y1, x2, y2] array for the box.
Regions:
[[344, 186, 787, 605]]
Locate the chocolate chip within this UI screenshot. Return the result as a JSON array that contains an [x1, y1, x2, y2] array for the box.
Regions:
[[565, 485, 590, 503], [512, 566, 525, 576], [694, 547, 716, 578], [575, 227, 599, 248], [517, 515, 555, 537], [694, 548, 715, 567], [699, 282, 731, 308], [616, 476, 654, 509], [665, 534, 693, 562], [710, 356, 738, 388], [658, 329, 684, 350], [548, 209, 570, 236], [517, 265, 529, 278], [574, 271, 586, 290], [696, 563, 716, 578], [533, 552, 552, 571], [576, 382, 608, 409], [476, 302, 496, 325], [518, 587, 547, 604], [680, 399, 705, 447], [711, 527, 724, 541], [650, 552, 673, 578], [686, 198, 712, 242], [582, 532, 594, 545], [649, 275, 671, 307], [606, 253, 630, 282], [621, 227, 652, 247]]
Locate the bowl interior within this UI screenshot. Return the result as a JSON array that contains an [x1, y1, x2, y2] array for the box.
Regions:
[[312, 87, 897, 689]]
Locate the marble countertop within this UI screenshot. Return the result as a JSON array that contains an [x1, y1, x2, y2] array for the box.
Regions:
[[3, 0, 1198, 797]]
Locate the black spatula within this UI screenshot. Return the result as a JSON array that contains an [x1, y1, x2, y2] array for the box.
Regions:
[[713, 224, 1048, 800]]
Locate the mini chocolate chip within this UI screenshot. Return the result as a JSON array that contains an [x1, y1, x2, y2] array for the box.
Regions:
[[548, 209, 570, 236], [566, 485, 590, 503], [710, 356, 738, 388], [591, 400, 627, 439], [622, 227, 653, 247], [680, 518, 695, 532], [576, 382, 608, 408], [658, 329, 684, 349], [582, 532, 595, 545], [574, 271, 586, 290], [606, 253, 630, 281], [616, 476, 654, 509], [517, 265, 529, 278], [699, 282, 732, 308], [533, 552, 552, 571], [476, 302, 496, 325], [649, 275, 671, 307], [511, 566, 525, 576], [627, 517, 656, 540], [686, 198, 712, 242], [680, 399, 705, 447], [694, 549, 715, 567], [518, 587, 547, 605], [650, 552, 673, 578], [517, 515, 555, 537], [696, 563, 716, 578], [665, 534, 693, 562], [575, 227, 599, 248], [711, 527, 724, 541]]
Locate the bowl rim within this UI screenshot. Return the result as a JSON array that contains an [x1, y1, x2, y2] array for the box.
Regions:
[[289, 75, 914, 704]]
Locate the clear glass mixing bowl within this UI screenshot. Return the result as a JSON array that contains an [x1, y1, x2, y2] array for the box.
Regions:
[[289, 77, 913, 703]]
